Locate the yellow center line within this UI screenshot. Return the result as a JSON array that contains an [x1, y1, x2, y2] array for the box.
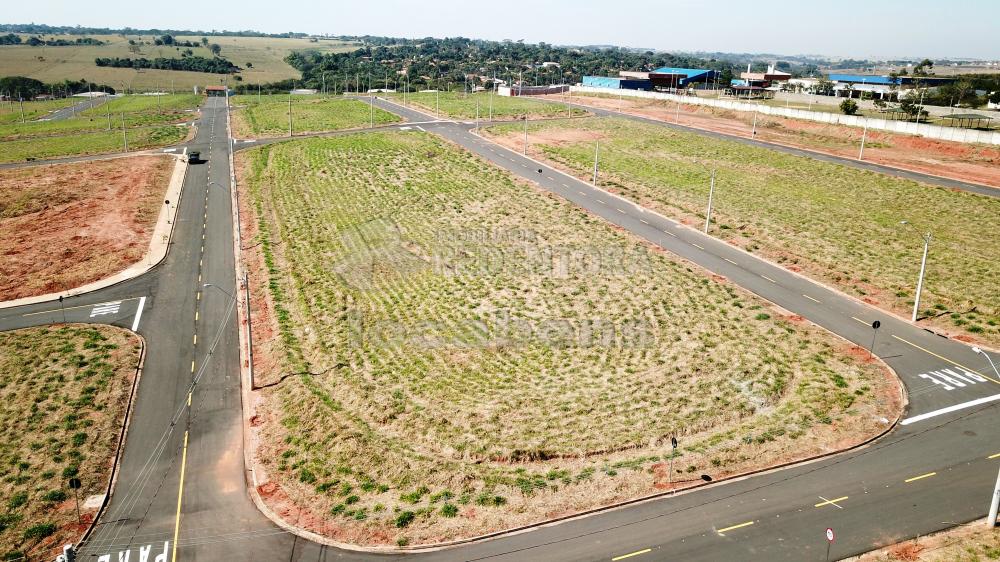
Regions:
[[803, 294, 821, 303], [171, 430, 189, 562], [193, 334, 197, 346], [891, 335, 998, 384], [191, 361, 195, 374], [905, 472, 936, 483], [814, 496, 848, 508], [989, 452, 1000, 459], [717, 520, 754, 535], [611, 548, 652, 561]]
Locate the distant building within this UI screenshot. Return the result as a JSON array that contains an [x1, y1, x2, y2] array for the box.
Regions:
[[826, 73, 955, 99], [737, 64, 792, 89], [648, 67, 719, 90], [582, 76, 652, 90], [204, 85, 228, 97], [291, 88, 318, 95]]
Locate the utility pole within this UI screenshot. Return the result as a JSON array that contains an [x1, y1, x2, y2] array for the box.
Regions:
[[370, 94, 374, 128], [489, 80, 494, 121], [751, 108, 758, 137], [19, 98, 25, 124], [475, 98, 480, 131], [704, 169, 716, 233], [676, 97, 681, 123], [988, 467, 1000, 527], [592, 141, 599, 185], [858, 120, 869, 160], [912, 232, 930, 323], [288, 96, 292, 137], [523, 116, 528, 155], [121, 112, 128, 152], [436, 90, 440, 118]]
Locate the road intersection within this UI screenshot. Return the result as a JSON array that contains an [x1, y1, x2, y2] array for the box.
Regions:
[[1, 95, 997, 561]]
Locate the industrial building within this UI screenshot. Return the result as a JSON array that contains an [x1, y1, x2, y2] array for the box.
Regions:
[[581, 67, 718, 92], [826, 73, 954, 99]]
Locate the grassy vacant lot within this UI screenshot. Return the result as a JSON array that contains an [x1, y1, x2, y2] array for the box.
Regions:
[[857, 522, 1000, 561], [383, 91, 588, 120], [0, 98, 78, 124], [484, 117, 1000, 345], [230, 95, 400, 137], [0, 155, 173, 299], [0, 126, 186, 163], [239, 132, 896, 545], [0, 325, 141, 561], [0, 34, 356, 91], [0, 94, 195, 162]]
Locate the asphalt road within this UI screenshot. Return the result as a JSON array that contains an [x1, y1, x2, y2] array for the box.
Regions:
[[2, 95, 998, 561], [39, 96, 110, 121]]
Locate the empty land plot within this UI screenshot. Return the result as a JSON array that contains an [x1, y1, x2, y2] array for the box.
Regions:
[[0, 124, 186, 163], [0, 96, 199, 142], [545, 93, 1000, 188], [238, 131, 898, 545], [383, 91, 587, 120], [483, 117, 1000, 344], [0, 155, 174, 300], [0, 34, 357, 91], [230, 95, 400, 137], [0, 325, 141, 562], [0, 99, 80, 124]]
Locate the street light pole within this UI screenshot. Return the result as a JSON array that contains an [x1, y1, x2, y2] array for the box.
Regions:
[[523, 116, 528, 155], [858, 120, 869, 160], [704, 169, 716, 233], [972, 347, 1000, 379], [901, 220, 931, 323], [592, 141, 599, 185]]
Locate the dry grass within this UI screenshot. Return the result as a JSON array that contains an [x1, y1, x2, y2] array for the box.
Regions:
[[0, 325, 141, 561], [0, 34, 356, 91], [483, 116, 1000, 346], [0, 155, 173, 300], [853, 522, 1000, 561], [238, 131, 899, 545]]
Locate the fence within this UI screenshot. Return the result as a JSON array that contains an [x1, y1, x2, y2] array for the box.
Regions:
[[569, 86, 1000, 146]]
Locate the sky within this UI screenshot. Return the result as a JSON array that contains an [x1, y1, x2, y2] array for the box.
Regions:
[[6, 0, 999, 60]]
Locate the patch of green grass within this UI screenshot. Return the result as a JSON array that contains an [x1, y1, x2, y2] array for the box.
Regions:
[[241, 131, 893, 543], [383, 91, 587, 120], [484, 117, 1000, 343], [230, 95, 399, 137], [0, 326, 141, 555], [0, 125, 186, 163]]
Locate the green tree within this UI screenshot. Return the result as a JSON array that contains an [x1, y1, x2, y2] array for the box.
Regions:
[[209, 43, 222, 56], [839, 98, 859, 115], [0, 76, 46, 98]]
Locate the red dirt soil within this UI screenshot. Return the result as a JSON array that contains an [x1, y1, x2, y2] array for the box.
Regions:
[[0, 155, 173, 301], [544, 94, 1000, 189]]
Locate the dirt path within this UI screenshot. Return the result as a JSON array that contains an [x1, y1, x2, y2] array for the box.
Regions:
[[544, 94, 1000, 189], [0, 155, 173, 301]]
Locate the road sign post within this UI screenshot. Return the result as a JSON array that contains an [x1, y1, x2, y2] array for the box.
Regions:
[[58, 295, 66, 323], [869, 320, 881, 359], [668, 436, 678, 491], [69, 477, 82, 524], [825, 527, 835, 562]]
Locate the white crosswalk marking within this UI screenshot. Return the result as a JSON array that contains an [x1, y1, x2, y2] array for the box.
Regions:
[[918, 368, 987, 391], [90, 301, 122, 318]]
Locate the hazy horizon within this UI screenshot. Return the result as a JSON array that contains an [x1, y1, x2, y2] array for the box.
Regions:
[[5, 0, 999, 60]]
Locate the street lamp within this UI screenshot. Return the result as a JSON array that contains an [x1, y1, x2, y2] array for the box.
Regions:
[[203, 283, 236, 302], [972, 347, 1000, 379], [900, 220, 932, 323]]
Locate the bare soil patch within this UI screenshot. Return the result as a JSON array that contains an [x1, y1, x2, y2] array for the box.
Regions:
[[852, 522, 1000, 561], [0, 155, 173, 301], [545, 94, 1000, 189]]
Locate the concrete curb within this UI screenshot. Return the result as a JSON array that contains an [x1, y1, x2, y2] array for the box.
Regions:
[[229, 96, 912, 554], [0, 154, 188, 310], [77, 331, 147, 549]]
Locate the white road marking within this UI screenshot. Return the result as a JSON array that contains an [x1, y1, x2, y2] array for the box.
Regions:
[[399, 126, 412, 131], [692, 243, 704, 249], [131, 296, 146, 331], [724, 258, 738, 265], [901, 393, 1000, 425], [917, 368, 987, 391], [803, 294, 821, 303], [415, 126, 426, 132], [761, 275, 777, 283], [90, 301, 122, 317], [640, 219, 649, 225]]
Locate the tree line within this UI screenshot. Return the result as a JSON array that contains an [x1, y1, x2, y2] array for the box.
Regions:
[[94, 56, 239, 74], [0, 23, 307, 38], [235, 36, 737, 94], [0, 76, 116, 99], [0, 33, 104, 46]]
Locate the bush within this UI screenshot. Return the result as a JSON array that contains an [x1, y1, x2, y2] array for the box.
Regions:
[[23, 522, 56, 540], [7, 492, 28, 510], [839, 99, 859, 115], [440, 503, 459, 517], [394, 510, 415, 528], [43, 489, 68, 502]]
